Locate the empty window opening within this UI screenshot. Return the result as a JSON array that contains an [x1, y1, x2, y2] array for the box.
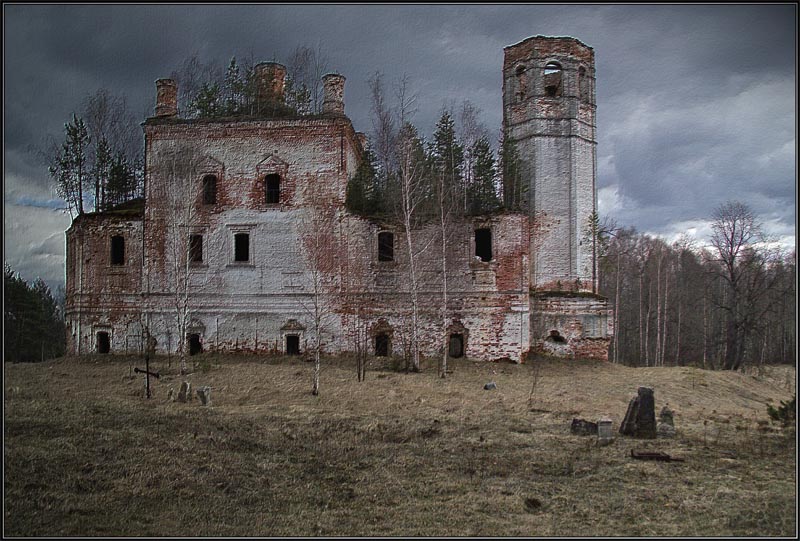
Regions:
[[544, 62, 562, 97], [189, 234, 203, 263], [110, 235, 125, 265], [448, 333, 464, 358], [202, 175, 217, 204], [234, 233, 249, 262], [188, 333, 202, 355], [547, 330, 566, 343], [475, 228, 492, 262], [375, 333, 390, 357], [515, 65, 528, 100], [378, 231, 394, 261], [265, 174, 281, 204], [286, 335, 300, 355], [97, 331, 110, 354]]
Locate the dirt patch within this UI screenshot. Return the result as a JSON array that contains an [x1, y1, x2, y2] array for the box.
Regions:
[[3, 354, 796, 536]]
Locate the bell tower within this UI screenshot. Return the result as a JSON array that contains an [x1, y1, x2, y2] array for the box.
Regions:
[[503, 36, 611, 360], [503, 35, 597, 291]]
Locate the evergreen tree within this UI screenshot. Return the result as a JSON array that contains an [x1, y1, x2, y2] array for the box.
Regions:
[[467, 136, 500, 214], [3, 265, 65, 362], [190, 82, 222, 118], [499, 130, 526, 211], [49, 114, 90, 217], [221, 57, 245, 116], [105, 152, 137, 208], [346, 147, 381, 216]]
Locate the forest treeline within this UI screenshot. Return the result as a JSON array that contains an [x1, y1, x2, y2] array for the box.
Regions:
[[597, 202, 795, 369], [4, 265, 66, 362]]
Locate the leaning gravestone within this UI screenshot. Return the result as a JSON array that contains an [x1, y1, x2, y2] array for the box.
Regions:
[[177, 381, 192, 403], [619, 386, 656, 438], [196, 386, 212, 406], [570, 418, 598, 436]]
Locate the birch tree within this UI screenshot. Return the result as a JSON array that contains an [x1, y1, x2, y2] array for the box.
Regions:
[[299, 183, 340, 395]]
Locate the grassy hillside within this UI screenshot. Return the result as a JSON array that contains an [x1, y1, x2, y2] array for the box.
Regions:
[[4, 354, 796, 536]]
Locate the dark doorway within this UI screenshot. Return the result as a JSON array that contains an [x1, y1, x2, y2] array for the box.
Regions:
[[375, 333, 389, 357], [188, 333, 202, 355], [475, 228, 492, 262], [448, 333, 464, 358], [97, 331, 110, 354], [286, 335, 300, 355]]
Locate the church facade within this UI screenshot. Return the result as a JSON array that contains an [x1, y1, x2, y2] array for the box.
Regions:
[[64, 36, 612, 362]]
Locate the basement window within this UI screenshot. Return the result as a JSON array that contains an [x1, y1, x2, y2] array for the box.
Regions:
[[110, 235, 125, 265], [286, 335, 300, 355], [189, 234, 203, 263], [375, 333, 390, 357], [96, 331, 110, 354], [378, 231, 394, 262], [544, 62, 562, 97], [475, 228, 492, 262], [202, 175, 217, 204], [265, 174, 281, 204], [234, 233, 250, 262], [188, 333, 202, 355], [448, 333, 464, 358]]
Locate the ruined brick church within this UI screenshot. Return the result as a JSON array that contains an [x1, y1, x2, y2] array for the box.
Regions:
[[65, 36, 612, 362]]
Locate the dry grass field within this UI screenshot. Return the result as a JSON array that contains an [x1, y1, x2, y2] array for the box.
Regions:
[[3, 353, 796, 537]]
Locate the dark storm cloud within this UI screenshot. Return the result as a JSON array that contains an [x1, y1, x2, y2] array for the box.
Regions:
[[3, 4, 796, 288]]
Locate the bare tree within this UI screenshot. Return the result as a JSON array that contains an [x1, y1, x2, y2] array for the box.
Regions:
[[299, 182, 340, 395], [287, 43, 330, 114], [709, 201, 764, 370], [158, 145, 202, 375]]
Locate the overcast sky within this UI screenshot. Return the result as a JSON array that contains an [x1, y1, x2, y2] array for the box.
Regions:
[[3, 4, 797, 291]]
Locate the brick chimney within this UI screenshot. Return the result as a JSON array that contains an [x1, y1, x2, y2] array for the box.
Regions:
[[254, 62, 286, 103], [155, 79, 178, 118], [322, 73, 346, 115]]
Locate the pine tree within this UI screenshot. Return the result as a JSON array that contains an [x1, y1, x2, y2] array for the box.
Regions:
[[190, 83, 222, 118], [467, 137, 499, 214], [499, 131, 526, 211], [222, 57, 245, 116], [49, 114, 90, 216]]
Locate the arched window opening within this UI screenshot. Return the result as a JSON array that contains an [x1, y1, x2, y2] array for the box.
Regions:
[[202, 175, 217, 204], [544, 62, 562, 97], [265, 174, 281, 204], [547, 330, 566, 343], [515, 65, 528, 101], [378, 231, 394, 261], [110, 235, 125, 265]]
